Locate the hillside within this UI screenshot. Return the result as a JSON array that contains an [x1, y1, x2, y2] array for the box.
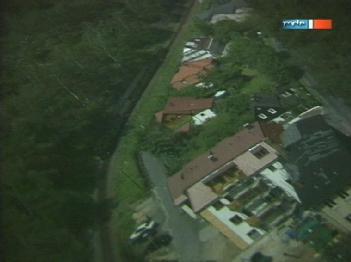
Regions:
[[0, 0, 186, 261]]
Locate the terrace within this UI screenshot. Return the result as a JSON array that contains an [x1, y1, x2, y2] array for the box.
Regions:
[[206, 166, 245, 195], [164, 115, 192, 130], [258, 199, 297, 229], [232, 180, 269, 206]]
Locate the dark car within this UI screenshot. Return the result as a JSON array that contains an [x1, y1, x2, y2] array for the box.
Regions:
[[145, 234, 173, 254]]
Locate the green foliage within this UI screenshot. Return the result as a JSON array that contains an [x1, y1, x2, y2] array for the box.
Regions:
[[225, 36, 299, 85], [1, 0, 180, 261], [212, 21, 243, 43], [193, 18, 214, 36], [322, 234, 351, 262], [248, 0, 351, 102]]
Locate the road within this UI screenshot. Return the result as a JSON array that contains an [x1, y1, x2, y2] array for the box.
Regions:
[[140, 152, 202, 262], [95, 1, 199, 262]]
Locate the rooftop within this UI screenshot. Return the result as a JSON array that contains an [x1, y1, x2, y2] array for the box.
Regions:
[[233, 142, 278, 176], [282, 114, 351, 209], [168, 122, 265, 205], [171, 58, 215, 90], [197, 0, 247, 21], [187, 182, 218, 212], [252, 94, 281, 109], [164, 97, 214, 114], [155, 97, 214, 123]]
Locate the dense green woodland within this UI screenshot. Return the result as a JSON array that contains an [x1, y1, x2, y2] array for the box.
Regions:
[[0, 0, 185, 261]]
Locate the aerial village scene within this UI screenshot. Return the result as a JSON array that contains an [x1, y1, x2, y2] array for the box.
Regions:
[[126, 1, 351, 261]]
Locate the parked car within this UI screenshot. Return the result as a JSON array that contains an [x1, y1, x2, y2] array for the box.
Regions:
[[250, 252, 272, 262], [129, 219, 159, 244], [145, 233, 173, 254]]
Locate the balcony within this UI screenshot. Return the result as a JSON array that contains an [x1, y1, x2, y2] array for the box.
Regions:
[[206, 167, 244, 195]]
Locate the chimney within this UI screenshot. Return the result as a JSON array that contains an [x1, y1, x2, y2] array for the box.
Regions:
[[208, 151, 217, 161]]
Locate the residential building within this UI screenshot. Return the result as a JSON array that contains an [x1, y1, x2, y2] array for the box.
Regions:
[[282, 113, 351, 210], [182, 37, 225, 63], [168, 123, 299, 249], [251, 94, 282, 122], [155, 97, 214, 132], [197, 0, 247, 22], [210, 7, 252, 24], [192, 109, 217, 126], [171, 59, 215, 90], [321, 187, 351, 233]]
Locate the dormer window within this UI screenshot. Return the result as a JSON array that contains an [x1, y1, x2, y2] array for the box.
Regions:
[[249, 145, 269, 159]]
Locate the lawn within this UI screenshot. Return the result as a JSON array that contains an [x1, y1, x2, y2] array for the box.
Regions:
[[109, 0, 203, 240], [109, 0, 312, 244]]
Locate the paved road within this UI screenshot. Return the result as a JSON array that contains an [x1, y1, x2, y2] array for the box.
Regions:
[[95, 1, 199, 262], [141, 152, 202, 262]]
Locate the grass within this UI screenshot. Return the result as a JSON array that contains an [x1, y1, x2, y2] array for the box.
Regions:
[[109, 0, 313, 244], [109, 1, 203, 240]]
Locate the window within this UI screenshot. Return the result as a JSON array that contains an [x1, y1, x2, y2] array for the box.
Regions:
[[281, 91, 292, 98], [258, 113, 268, 120], [225, 195, 234, 202], [213, 201, 224, 211], [250, 145, 269, 159], [325, 200, 336, 208], [230, 215, 243, 225], [268, 165, 277, 172], [339, 192, 347, 199], [247, 229, 261, 240], [267, 108, 277, 114]]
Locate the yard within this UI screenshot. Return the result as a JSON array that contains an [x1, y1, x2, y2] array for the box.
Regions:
[[110, 0, 323, 252], [109, 0, 202, 246]]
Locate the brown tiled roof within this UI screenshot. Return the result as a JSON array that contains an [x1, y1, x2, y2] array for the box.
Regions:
[[171, 58, 215, 90], [164, 97, 214, 114], [260, 122, 284, 144], [168, 122, 265, 204], [155, 97, 214, 123]]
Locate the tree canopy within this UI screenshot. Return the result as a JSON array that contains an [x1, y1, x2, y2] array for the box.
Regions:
[[1, 0, 184, 261]]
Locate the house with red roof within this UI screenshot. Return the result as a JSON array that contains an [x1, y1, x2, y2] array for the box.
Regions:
[[167, 122, 300, 249], [155, 97, 214, 132], [171, 59, 215, 90]]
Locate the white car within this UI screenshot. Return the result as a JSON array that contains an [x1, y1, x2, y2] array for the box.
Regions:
[[129, 220, 158, 243]]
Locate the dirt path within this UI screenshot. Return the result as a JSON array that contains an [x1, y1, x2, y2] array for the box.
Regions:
[[95, 1, 199, 262]]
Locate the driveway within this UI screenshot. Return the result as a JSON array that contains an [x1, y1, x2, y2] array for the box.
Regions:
[[140, 151, 202, 262]]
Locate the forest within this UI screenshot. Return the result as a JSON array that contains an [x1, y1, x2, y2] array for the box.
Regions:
[[0, 0, 185, 261]]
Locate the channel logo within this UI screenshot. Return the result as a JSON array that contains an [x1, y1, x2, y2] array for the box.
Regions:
[[282, 19, 333, 30]]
